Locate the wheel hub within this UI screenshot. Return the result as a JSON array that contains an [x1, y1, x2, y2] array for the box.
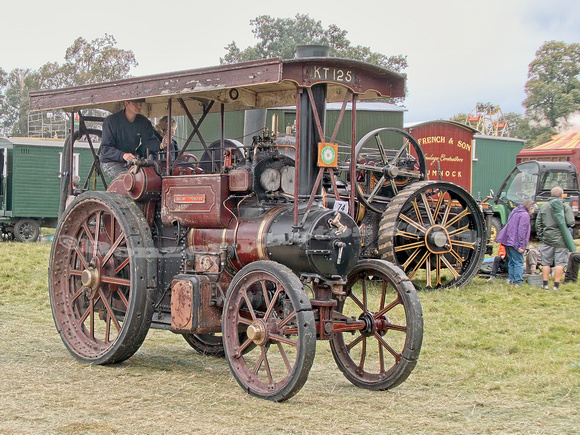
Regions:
[[424, 225, 451, 254], [374, 315, 391, 336], [247, 321, 267, 345], [358, 312, 375, 337], [81, 267, 99, 288], [384, 164, 400, 178], [81, 258, 102, 297]]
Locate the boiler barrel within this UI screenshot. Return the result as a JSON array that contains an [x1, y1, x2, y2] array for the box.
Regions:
[[265, 207, 361, 279], [188, 205, 361, 280]]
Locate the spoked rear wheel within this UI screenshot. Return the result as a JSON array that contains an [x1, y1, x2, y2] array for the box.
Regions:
[[49, 192, 155, 364], [330, 259, 423, 390], [379, 181, 486, 290], [222, 261, 316, 402]]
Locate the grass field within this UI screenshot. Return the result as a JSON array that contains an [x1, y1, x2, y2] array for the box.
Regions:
[[0, 241, 578, 434]]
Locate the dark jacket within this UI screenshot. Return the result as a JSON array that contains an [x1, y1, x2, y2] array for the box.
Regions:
[[100, 110, 161, 163], [153, 130, 180, 161], [536, 198, 575, 249], [495, 205, 531, 251]]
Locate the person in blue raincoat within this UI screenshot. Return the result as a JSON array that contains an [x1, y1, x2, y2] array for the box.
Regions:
[[495, 199, 537, 286]]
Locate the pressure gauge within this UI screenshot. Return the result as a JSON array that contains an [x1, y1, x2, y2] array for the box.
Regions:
[[260, 168, 281, 192], [280, 166, 294, 194]]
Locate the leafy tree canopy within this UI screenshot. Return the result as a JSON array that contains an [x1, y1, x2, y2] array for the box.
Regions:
[[523, 40, 580, 128], [221, 14, 407, 73], [449, 42, 580, 146], [0, 34, 137, 136]]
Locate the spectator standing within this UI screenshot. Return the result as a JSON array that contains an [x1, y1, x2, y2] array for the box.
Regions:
[[495, 200, 536, 286], [536, 186, 576, 290]]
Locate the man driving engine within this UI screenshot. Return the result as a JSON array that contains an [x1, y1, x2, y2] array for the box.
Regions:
[[100, 99, 168, 178]]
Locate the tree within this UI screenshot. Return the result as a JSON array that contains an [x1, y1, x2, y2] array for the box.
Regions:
[[0, 34, 137, 137], [221, 14, 407, 73], [0, 68, 34, 136], [523, 41, 580, 128], [58, 34, 137, 87], [449, 113, 468, 124], [0, 67, 6, 105]]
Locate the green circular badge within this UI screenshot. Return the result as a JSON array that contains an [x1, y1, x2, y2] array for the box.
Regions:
[[321, 145, 336, 165]]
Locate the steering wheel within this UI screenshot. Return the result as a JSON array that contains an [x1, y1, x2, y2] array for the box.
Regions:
[[516, 191, 531, 201]]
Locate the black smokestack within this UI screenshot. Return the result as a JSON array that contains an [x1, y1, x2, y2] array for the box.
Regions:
[[296, 45, 329, 196]]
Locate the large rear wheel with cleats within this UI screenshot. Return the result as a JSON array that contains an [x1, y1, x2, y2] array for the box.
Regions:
[[379, 180, 486, 290], [330, 259, 423, 390], [222, 261, 316, 402], [49, 191, 156, 365]]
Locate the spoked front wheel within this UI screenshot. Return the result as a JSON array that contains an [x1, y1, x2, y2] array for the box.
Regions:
[[222, 261, 316, 402], [330, 259, 423, 390]]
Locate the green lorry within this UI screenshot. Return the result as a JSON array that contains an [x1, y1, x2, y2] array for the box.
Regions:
[[490, 160, 580, 240]]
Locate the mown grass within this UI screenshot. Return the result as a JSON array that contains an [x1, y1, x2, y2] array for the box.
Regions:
[[0, 241, 578, 434]]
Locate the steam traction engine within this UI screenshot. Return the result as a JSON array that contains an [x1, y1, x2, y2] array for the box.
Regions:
[[31, 53, 423, 401]]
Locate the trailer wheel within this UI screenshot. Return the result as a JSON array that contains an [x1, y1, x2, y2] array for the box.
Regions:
[[13, 218, 40, 242], [379, 181, 486, 290], [330, 259, 423, 390], [49, 192, 155, 364], [222, 261, 316, 402]]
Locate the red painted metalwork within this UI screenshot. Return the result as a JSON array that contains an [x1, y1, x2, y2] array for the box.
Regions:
[[349, 94, 357, 218], [161, 174, 231, 228], [406, 120, 477, 193]]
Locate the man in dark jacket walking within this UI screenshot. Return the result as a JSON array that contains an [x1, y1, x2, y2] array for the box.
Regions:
[[536, 186, 576, 290], [495, 199, 536, 286]]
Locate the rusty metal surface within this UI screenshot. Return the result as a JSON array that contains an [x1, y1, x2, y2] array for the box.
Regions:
[[29, 57, 405, 116], [161, 174, 231, 228], [171, 278, 195, 332], [228, 168, 252, 192], [282, 57, 405, 99], [171, 275, 222, 334]]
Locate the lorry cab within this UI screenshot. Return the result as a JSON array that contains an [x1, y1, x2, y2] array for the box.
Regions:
[[493, 160, 580, 238]]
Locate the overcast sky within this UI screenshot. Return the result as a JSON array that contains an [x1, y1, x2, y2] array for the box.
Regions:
[[1, 0, 578, 122]]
